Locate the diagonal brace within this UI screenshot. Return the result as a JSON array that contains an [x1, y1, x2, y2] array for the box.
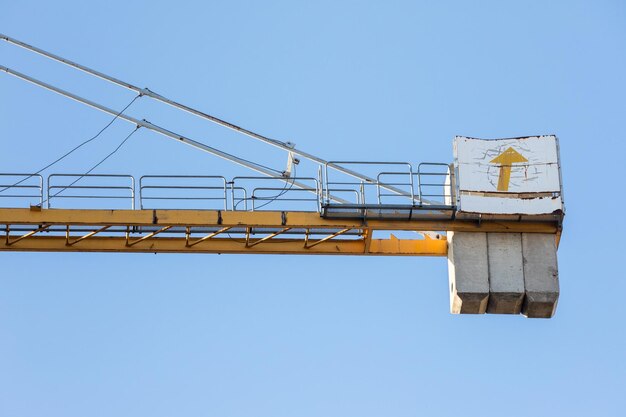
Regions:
[[126, 225, 172, 246], [246, 228, 291, 247], [305, 228, 351, 249], [6, 224, 49, 245], [186, 226, 232, 247], [66, 225, 111, 246]]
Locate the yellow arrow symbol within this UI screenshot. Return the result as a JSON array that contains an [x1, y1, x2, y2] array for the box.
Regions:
[[490, 147, 528, 191]]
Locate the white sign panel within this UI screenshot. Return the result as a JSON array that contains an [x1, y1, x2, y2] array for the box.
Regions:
[[454, 135, 563, 215]]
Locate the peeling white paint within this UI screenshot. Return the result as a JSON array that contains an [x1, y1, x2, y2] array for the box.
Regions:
[[459, 194, 562, 215], [454, 136, 564, 215]]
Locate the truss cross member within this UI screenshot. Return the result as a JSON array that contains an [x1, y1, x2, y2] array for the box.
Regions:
[[6, 224, 49, 245], [246, 227, 291, 248], [66, 225, 111, 246], [126, 225, 173, 246], [186, 226, 232, 247], [305, 228, 351, 249]]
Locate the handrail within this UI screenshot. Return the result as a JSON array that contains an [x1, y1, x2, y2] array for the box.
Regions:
[[0, 168, 454, 213], [415, 163, 452, 204], [0, 173, 44, 206], [47, 174, 135, 209], [324, 161, 414, 206], [139, 175, 228, 210], [232, 176, 319, 211]]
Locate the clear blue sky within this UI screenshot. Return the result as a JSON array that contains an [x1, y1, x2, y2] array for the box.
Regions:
[[1, 1, 625, 416]]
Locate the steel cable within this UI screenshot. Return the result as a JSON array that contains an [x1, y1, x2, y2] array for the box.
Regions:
[[0, 94, 141, 195]]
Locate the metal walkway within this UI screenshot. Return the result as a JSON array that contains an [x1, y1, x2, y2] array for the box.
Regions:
[[0, 161, 454, 219], [0, 169, 558, 256]]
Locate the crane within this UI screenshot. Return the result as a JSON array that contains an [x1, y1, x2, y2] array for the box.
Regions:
[[0, 34, 564, 318]]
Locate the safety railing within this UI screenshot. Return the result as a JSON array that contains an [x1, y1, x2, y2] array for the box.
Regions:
[[0, 173, 43, 207], [415, 163, 452, 205], [376, 171, 415, 204], [47, 174, 135, 209], [230, 186, 249, 211], [319, 161, 455, 219], [324, 161, 416, 206], [0, 165, 454, 215], [139, 175, 228, 210], [232, 177, 319, 212]]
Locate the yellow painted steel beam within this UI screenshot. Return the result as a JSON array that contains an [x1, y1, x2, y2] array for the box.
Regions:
[[0, 235, 447, 256], [0, 208, 559, 233]]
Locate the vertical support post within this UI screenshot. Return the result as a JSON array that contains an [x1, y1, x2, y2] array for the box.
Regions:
[[363, 228, 373, 253]]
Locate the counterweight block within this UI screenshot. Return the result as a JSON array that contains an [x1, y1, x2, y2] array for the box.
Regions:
[[447, 232, 559, 318]]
